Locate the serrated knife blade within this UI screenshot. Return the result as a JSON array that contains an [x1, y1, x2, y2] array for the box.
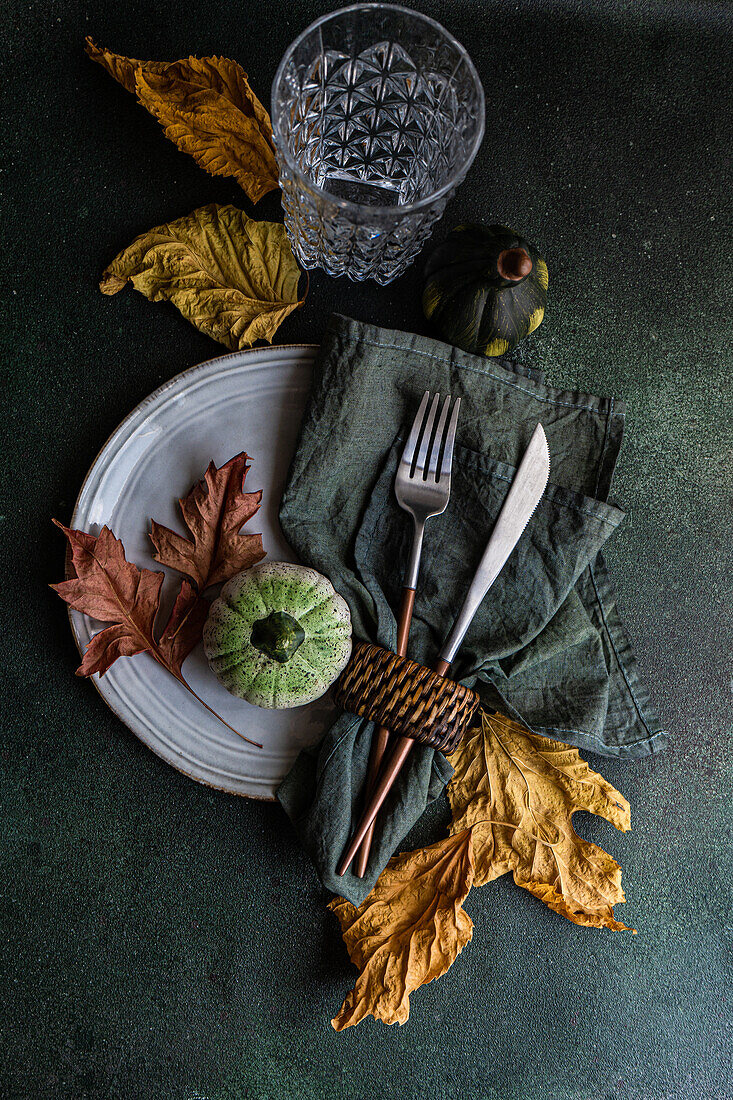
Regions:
[[438, 421, 551, 666]]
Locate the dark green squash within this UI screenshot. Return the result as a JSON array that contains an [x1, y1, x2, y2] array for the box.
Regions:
[[422, 224, 548, 357]]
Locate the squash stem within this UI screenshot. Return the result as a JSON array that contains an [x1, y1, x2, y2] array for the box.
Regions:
[[497, 247, 532, 281]]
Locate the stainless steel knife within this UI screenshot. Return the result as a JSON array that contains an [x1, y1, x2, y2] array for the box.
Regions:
[[337, 421, 551, 877], [438, 420, 551, 667]]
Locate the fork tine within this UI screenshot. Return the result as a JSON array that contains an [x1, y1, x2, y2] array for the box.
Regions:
[[415, 392, 441, 474], [400, 391, 430, 468], [439, 397, 461, 481], [428, 395, 452, 479]]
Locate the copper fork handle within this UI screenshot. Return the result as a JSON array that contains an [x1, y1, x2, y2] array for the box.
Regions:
[[354, 586, 416, 877], [336, 656, 451, 878], [395, 587, 417, 655]]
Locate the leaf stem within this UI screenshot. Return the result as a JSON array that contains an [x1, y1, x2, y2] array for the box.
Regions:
[[156, 657, 263, 748]]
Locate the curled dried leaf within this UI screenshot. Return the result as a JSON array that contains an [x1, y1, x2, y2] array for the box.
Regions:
[[100, 204, 305, 349], [85, 39, 278, 202], [329, 830, 474, 1030], [136, 57, 278, 203], [85, 37, 168, 94], [448, 711, 632, 931]]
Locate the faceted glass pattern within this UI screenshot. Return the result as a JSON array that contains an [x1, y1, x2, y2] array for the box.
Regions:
[[271, 5, 485, 284]]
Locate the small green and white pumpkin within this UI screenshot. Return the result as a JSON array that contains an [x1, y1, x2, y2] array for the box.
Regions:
[[203, 561, 352, 709]]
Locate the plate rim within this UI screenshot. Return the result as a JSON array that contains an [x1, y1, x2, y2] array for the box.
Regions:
[[66, 343, 321, 801]]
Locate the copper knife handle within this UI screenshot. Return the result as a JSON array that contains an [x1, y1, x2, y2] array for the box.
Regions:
[[354, 586, 416, 877], [336, 656, 451, 878]]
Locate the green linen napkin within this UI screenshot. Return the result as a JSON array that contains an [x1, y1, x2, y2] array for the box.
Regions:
[[277, 314, 666, 904]]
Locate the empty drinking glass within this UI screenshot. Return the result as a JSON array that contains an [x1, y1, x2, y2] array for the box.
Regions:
[[271, 3, 485, 285]]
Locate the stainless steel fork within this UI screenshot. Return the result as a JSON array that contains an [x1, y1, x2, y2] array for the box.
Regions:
[[354, 390, 461, 876]]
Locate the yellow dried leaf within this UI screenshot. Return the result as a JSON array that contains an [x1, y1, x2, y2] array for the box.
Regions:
[[85, 40, 279, 203], [329, 830, 474, 1030], [100, 204, 305, 349], [448, 712, 632, 930]]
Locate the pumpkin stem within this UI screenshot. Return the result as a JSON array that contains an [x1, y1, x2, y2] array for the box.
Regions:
[[251, 611, 306, 664], [497, 247, 533, 281]]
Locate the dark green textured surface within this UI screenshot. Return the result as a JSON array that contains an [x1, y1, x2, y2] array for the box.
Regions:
[[1, 1, 731, 1097]]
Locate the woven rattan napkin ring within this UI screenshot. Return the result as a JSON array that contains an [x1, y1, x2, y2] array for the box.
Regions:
[[332, 640, 480, 754]]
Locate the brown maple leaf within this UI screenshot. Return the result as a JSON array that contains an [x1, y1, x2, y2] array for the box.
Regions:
[[149, 452, 265, 591], [329, 830, 474, 1030], [51, 521, 260, 747], [448, 711, 632, 930]]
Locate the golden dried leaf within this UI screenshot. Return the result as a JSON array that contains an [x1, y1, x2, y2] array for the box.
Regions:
[[328, 830, 474, 1030], [85, 37, 167, 94], [100, 204, 305, 349], [136, 58, 278, 203], [448, 712, 632, 930], [85, 39, 279, 203]]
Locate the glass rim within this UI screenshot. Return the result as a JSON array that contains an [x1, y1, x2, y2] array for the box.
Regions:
[[270, 2, 486, 219]]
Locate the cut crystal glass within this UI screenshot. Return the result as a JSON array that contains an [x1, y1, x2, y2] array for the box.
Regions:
[[271, 5, 485, 284]]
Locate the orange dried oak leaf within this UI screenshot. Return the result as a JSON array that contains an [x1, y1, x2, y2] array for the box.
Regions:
[[85, 39, 279, 203], [51, 521, 260, 747], [329, 830, 474, 1030], [448, 711, 632, 931], [150, 452, 264, 592]]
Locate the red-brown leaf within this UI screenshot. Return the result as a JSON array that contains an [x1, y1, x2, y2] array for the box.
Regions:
[[52, 522, 165, 675], [51, 521, 208, 678], [149, 452, 264, 591], [51, 520, 262, 747], [157, 580, 210, 675]]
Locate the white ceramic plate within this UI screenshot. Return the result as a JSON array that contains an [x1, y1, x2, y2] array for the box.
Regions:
[[68, 344, 334, 800]]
